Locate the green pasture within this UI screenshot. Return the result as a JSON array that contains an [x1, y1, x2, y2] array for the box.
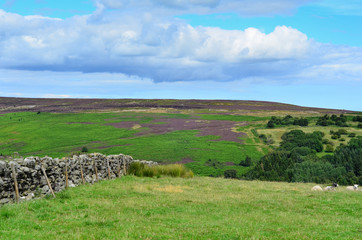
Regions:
[[0, 112, 266, 177], [0, 176, 360, 239], [1, 111, 360, 177]]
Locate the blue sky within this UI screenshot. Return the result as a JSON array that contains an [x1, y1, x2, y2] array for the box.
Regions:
[[0, 0, 361, 110]]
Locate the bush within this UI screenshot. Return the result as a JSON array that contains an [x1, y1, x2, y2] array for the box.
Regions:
[[224, 169, 237, 179], [267, 121, 275, 128], [259, 134, 274, 145], [267, 115, 308, 127], [239, 156, 252, 167], [259, 134, 266, 141], [337, 129, 348, 135], [352, 116, 362, 122], [349, 133, 356, 138], [81, 146, 88, 153], [317, 114, 348, 127], [325, 144, 334, 153], [331, 135, 339, 140]]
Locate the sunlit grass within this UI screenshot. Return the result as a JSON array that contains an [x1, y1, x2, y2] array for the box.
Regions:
[[128, 162, 194, 178], [0, 176, 360, 239]]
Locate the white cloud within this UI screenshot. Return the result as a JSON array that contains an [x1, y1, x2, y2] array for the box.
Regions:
[[0, 2, 361, 85], [42, 94, 72, 98], [0, 9, 315, 82]]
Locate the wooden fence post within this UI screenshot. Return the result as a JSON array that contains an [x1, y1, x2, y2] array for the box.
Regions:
[[41, 165, 56, 198], [10, 163, 20, 203]]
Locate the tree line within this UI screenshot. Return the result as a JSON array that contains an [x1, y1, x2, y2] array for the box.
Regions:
[[244, 130, 361, 185]]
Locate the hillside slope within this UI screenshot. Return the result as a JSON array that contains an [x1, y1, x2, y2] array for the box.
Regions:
[[0, 98, 361, 177]]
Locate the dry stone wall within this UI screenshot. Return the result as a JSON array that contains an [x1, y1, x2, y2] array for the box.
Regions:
[[0, 153, 157, 205]]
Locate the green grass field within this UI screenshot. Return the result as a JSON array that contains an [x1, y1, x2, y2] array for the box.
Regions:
[[0, 112, 266, 177], [1, 111, 361, 177], [0, 176, 360, 239]]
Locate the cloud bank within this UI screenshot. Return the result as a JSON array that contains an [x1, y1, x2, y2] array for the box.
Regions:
[[0, 0, 361, 84]]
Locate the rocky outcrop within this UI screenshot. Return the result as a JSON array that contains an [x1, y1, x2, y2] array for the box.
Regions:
[[0, 153, 157, 205]]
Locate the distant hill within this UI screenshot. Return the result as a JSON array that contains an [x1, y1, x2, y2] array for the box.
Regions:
[[0, 97, 360, 180], [0, 97, 355, 114]]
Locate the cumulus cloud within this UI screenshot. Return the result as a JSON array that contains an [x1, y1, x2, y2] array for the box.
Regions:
[[0, 8, 315, 82], [0, 4, 361, 84]]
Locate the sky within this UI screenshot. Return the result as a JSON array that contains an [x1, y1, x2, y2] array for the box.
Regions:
[[0, 0, 361, 111]]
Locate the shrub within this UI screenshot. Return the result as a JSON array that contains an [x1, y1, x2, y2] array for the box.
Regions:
[[259, 134, 274, 145], [348, 133, 356, 138], [267, 121, 275, 128], [259, 134, 266, 140], [81, 146, 88, 153], [224, 169, 237, 179], [317, 114, 348, 127], [352, 116, 362, 122], [239, 156, 252, 167], [325, 144, 334, 153], [322, 139, 332, 145], [331, 135, 339, 140], [337, 129, 348, 135]]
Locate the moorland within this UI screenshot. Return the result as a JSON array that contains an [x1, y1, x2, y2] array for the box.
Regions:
[[0, 97, 360, 179], [0, 97, 361, 239]]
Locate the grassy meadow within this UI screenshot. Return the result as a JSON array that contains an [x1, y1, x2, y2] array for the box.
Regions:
[[0, 111, 267, 176], [0, 176, 361, 239], [0, 111, 361, 177], [1, 102, 361, 239]]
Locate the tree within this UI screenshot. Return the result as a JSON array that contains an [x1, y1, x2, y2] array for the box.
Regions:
[[81, 146, 88, 153], [240, 156, 252, 167], [267, 120, 275, 128]]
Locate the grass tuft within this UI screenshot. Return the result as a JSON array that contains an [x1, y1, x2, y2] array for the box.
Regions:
[[128, 162, 194, 178], [0, 208, 16, 219]]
